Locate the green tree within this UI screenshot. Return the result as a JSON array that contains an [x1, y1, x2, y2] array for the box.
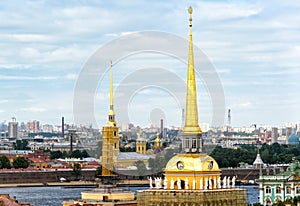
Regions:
[[81, 150, 90, 158], [0, 156, 11, 169], [72, 163, 82, 180], [62, 151, 69, 158], [148, 156, 166, 174], [50, 151, 63, 159], [13, 140, 30, 150], [71, 150, 82, 159], [135, 160, 147, 179], [13, 156, 29, 169]]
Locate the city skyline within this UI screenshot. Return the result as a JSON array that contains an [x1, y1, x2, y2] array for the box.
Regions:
[[0, 1, 299, 128]]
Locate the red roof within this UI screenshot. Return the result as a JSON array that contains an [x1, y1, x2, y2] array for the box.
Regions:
[[0, 197, 25, 206], [87, 161, 99, 166], [27, 157, 47, 163]]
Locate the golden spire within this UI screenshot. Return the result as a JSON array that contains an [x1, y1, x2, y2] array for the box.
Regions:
[[182, 6, 202, 134], [108, 60, 116, 126]]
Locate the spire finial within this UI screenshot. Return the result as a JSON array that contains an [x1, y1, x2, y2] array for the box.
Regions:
[[188, 6, 193, 27]]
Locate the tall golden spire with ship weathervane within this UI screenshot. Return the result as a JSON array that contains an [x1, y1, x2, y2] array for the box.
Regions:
[[183, 6, 202, 135], [181, 6, 203, 153]]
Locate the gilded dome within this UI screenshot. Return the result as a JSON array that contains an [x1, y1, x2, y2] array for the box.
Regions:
[[165, 153, 221, 173]]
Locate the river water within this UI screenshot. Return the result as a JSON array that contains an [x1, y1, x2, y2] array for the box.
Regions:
[[0, 185, 259, 206]]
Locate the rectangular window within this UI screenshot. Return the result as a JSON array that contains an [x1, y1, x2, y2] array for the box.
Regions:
[[192, 139, 197, 148], [296, 187, 300, 194], [286, 186, 291, 194], [266, 186, 271, 194]]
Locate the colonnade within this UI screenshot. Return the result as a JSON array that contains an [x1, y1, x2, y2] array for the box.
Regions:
[[148, 176, 236, 190]]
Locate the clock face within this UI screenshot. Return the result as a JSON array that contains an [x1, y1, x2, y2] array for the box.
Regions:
[[177, 161, 184, 170], [208, 161, 213, 170]]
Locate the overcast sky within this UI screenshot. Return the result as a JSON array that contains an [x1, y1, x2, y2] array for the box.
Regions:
[[0, 0, 299, 128]]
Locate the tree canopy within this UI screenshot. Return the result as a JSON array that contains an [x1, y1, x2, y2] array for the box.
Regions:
[[13, 156, 29, 169], [49, 150, 90, 160], [135, 160, 147, 178], [210, 143, 300, 168], [0, 156, 11, 169], [13, 140, 30, 150]]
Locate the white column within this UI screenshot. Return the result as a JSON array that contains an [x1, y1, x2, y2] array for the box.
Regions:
[[200, 178, 203, 190], [192, 178, 196, 190], [222, 176, 227, 188], [259, 184, 264, 205], [214, 177, 217, 189], [209, 179, 212, 190], [204, 177, 208, 190], [218, 176, 221, 189], [292, 182, 295, 198]]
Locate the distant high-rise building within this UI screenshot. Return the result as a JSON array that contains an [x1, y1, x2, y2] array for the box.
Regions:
[[286, 127, 293, 144], [26, 120, 40, 133], [42, 124, 54, 133], [271, 127, 278, 143], [0, 121, 7, 131], [19, 122, 26, 131], [8, 117, 18, 139]]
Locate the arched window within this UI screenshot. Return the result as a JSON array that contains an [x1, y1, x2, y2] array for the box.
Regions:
[[296, 186, 300, 194], [265, 186, 271, 194], [286, 186, 291, 194], [276, 186, 281, 194]]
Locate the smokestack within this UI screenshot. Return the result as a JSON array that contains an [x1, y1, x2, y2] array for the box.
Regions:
[[160, 119, 163, 138], [68, 128, 76, 152], [62, 116, 64, 138]]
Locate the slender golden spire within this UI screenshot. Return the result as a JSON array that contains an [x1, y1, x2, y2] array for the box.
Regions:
[[110, 60, 113, 108], [108, 60, 116, 126], [183, 6, 202, 134]]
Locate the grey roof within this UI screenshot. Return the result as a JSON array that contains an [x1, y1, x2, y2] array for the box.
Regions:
[[117, 152, 154, 160], [253, 153, 264, 165]]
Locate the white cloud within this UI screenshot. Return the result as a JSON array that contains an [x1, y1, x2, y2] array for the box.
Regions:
[[65, 73, 78, 80], [194, 1, 263, 21], [19, 107, 46, 112], [11, 34, 54, 42], [0, 75, 57, 80], [0, 100, 8, 104]]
